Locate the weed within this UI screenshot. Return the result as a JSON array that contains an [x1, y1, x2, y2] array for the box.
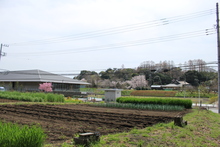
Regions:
[[137, 140, 145, 147], [59, 134, 67, 140], [130, 128, 139, 134], [124, 137, 130, 141], [142, 134, 150, 137], [128, 141, 136, 145], [108, 136, 120, 142]]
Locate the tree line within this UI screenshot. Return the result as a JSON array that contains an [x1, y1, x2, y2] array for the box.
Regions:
[[74, 59, 217, 90]]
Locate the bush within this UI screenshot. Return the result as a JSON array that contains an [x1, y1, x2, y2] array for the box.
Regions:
[[209, 96, 218, 104], [116, 97, 192, 109]]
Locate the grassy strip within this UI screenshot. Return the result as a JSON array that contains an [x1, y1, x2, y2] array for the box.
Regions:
[[117, 97, 192, 109], [131, 90, 177, 97], [0, 91, 64, 102], [0, 121, 46, 147], [92, 103, 184, 111], [175, 91, 217, 98], [86, 108, 219, 147], [80, 88, 132, 96]]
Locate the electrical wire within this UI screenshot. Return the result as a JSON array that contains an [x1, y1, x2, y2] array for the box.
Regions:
[[9, 28, 216, 56], [9, 9, 215, 46], [0, 61, 217, 76]]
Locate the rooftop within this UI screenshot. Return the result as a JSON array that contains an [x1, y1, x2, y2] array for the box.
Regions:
[[0, 69, 90, 85]]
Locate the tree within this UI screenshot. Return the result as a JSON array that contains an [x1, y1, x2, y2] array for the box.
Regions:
[[75, 70, 98, 80], [99, 68, 116, 80], [39, 83, 53, 92], [154, 73, 172, 85], [126, 75, 148, 89], [114, 68, 137, 81], [181, 70, 202, 87], [86, 74, 100, 88]]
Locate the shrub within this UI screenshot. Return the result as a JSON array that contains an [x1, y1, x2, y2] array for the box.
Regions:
[[209, 96, 218, 104], [39, 83, 53, 92]]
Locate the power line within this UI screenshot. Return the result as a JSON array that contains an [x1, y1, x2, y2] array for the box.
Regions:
[[10, 28, 216, 56], [9, 9, 215, 46], [0, 61, 217, 76]]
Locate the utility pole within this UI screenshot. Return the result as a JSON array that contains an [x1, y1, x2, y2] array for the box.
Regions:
[[0, 44, 2, 60], [0, 43, 9, 60], [216, 3, 220, 113]]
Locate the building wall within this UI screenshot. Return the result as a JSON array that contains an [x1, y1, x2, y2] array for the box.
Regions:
[[0, 82, 81, 92], [0, 82, 38, 91]]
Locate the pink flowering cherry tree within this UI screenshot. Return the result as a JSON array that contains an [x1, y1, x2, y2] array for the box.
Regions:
[[39, 82, 53, 92], [126, 75, 148, 89]]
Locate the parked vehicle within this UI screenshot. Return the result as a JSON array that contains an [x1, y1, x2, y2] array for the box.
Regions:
[[0, 87, 5, 91]]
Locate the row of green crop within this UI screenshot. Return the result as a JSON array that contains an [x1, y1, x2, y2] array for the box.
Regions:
[[130, 90, 177, 97], [116, 97, 192, 109], [80, 88, 133, 96], [92, 103, 185, 111], [0, 121, 46, 147], [0, 91, 64, 102]]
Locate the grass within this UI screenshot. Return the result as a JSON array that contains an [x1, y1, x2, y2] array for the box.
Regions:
[[74, 108, 220, 147], [0, 121, 46, 147]]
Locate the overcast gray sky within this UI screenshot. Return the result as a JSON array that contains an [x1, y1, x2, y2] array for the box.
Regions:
[[0, 0, 219, 76]]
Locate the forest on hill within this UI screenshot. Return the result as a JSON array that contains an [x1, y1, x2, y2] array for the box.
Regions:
[[74, 59, 217, 91]]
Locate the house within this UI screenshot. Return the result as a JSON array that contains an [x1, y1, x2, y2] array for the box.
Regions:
[[0, 69, 90, 92], [150, 85, 163, 90], [151, 81, 190, 90]]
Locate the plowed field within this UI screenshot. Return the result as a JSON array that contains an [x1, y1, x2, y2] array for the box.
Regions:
[[0, 102, 188, 145]]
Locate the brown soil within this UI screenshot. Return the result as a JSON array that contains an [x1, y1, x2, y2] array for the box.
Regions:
[[0, 98, 23, 103], [0, 103, 189, 145]]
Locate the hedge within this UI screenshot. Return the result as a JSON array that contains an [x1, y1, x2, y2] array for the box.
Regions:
[[116, 97, 192, 109]]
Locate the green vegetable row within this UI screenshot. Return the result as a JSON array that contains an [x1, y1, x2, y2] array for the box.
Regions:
[[92, 103, 184, 111], [116, 97, 192, 109], [0, 91, 64, 102], [0, 121, 46, 147]]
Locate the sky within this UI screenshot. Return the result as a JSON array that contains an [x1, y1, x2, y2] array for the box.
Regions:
[[0, 0, 219, 76]]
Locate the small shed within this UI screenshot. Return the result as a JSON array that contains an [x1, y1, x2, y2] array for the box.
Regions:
[[104, 89, 122, 102]]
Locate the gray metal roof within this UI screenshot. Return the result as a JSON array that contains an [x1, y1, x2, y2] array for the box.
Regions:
[[0, 69, 90, 85], [162, 84, 182, 88]]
